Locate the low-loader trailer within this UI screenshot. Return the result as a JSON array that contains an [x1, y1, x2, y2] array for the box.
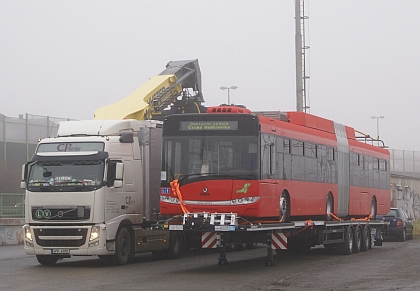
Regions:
[[21, 118, 387, 266]]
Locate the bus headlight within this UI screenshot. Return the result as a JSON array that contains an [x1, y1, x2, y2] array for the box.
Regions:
[[160, 196, 180, 204], [231, 197, 260, 205]]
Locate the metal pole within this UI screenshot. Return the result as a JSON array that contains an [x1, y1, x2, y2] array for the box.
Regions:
[[295, 0, 303, 112], [227, 88, 230, 105]]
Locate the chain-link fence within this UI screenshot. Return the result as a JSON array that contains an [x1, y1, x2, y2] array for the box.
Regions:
[[0, 113, 75, 218], [389, 149, 420, 179]]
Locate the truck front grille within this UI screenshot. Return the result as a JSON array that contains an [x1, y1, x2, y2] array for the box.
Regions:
[[34, 228, 88, 247], [31, 206, 91, 221]]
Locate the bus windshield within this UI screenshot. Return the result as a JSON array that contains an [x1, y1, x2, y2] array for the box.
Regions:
[[27, 159, 105, 192], [162, 135, 259, 183]]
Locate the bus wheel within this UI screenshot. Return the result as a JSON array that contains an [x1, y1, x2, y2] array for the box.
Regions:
[[114, 226, 132, 265], [353, 225, 362, 253], [279, 192, 290, 223], [361, 225, 370, 251], [325, 194, 333, 221], [338, 226, 353, 255], [36, 255, 58, 266], [370, 197, 377, 220]]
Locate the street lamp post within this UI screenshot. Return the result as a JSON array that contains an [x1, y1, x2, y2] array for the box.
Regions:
[[371, 116, 385, 140], [220, 86, 238, 105]]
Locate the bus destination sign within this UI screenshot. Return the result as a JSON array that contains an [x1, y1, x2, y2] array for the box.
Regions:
[[180, 121, 238, 131]]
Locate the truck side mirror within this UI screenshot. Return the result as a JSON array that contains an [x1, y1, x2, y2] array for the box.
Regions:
[[115, 162, 124, 180], [20, 163, 28, 189], [113, 162, 124, 188]]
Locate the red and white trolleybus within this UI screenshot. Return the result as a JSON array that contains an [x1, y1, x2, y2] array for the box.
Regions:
[[160, 105, 390, 222]]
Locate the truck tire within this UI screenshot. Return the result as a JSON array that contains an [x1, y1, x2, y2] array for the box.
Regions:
[[338, 226, 353, 255], [152, 231, 183, 260], [166, 231, 183, 259], [36, 255, 58, 266], [114, 227, 132, 265], [361, 225, 370, 252], [353, 225, 362, 253]]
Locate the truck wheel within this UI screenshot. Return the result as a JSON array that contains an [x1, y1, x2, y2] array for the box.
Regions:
[[36, 255, 58, 266], [279, 192, 290, 222], [338, 226, 353, 255], [353, 225, 362, 253], [152, 231, 183, 260], [361, 225, 370, 252], [166, 231, 183, 259], [114, 227, 132, 265]]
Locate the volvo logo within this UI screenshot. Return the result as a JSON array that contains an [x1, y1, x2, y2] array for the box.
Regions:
[[202, 188, 208, 192], [57, 211, 64, 218]]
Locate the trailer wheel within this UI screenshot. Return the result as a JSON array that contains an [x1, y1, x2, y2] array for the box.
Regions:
[[325, 194, 333, 221], [338, 226, 353, 255], [361, 225, 370, 252], [114, 226, 132, 265], [36, 255, 58, 266], [279, 192, 290, 222], [353, 225, 362, 253]]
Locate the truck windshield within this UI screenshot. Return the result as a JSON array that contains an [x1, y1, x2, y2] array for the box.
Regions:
[[27, 159, 105, 192], [162, 135, 259, 183]]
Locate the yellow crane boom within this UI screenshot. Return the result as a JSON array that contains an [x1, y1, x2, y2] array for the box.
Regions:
[[94, 59, 205, 120]]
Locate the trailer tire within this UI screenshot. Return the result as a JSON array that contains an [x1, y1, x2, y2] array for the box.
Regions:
[[36, 255, 58, 266], [338, 226, 353, 255], [361, 225, 370, 252], [353, 225, 362, 253], [279, 192, 290, 223], [114, 226, 132, 265]]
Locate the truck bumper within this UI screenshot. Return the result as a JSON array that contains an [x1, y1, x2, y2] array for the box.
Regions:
[[23, 224, 114, 256]]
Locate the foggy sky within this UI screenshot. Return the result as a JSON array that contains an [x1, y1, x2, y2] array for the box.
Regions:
[[1, 1, 419, 150]]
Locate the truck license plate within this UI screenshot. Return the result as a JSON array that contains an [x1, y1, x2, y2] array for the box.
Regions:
[[51, 248, 70, 254]]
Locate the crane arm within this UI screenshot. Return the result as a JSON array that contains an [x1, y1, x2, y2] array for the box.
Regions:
[[94, 59, 205, 120]]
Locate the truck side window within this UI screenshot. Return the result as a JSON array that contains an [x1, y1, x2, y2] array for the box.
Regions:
[[107, 161, 117, 187]]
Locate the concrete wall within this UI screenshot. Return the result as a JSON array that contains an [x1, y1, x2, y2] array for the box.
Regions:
[[390, 175, 420, 221], [0, 218, 23, 245]]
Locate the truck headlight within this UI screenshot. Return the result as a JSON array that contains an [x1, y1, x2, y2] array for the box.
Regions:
[[24, 226, 32, 242], [90, 226, 100, 241]]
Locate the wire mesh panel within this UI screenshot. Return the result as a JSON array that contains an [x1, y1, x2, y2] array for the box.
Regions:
[[0, 113, 76, 204], [389, 149, 420, 178], [0, 193, 24, 218]]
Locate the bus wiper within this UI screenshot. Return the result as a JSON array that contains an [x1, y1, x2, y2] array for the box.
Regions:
[[177, 171, 257, 183]]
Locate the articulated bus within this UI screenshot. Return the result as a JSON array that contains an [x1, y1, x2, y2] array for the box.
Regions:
[[159, 105, 390, 222]]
